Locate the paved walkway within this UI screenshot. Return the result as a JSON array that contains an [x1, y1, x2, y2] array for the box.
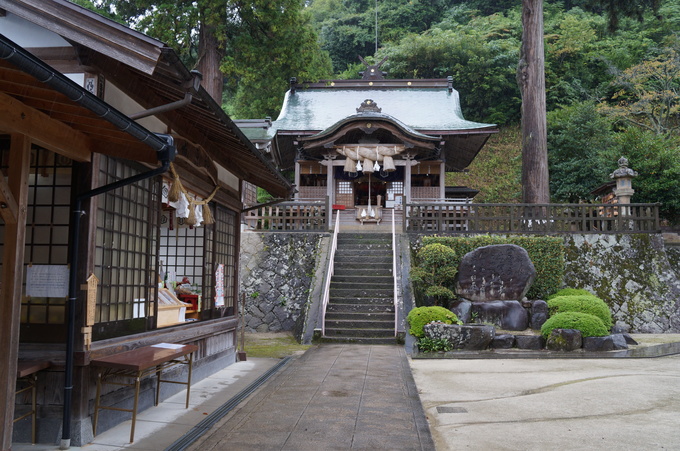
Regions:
[[187, 344, 434, 451], [411, 353, 680, 450]]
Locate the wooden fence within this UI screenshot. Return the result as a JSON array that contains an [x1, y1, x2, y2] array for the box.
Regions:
[[404, 203, 660, 234], [243, 200, 328, 231]]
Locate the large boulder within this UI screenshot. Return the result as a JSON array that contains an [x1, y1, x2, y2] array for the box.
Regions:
[[455, 244, 536, 302], [546, 329, 582, 351], [423, 323, 495, 350], [470, 300, 529, 331]]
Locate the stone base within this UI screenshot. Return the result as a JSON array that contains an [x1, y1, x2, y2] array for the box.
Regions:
[[423, 323, 495, 350], [470, 300, 528, 331]]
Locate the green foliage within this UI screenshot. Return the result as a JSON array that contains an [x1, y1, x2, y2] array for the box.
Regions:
[[410, 243, 458, 306], [541, 311, 610, 338], [447, 125, 522, 203], [406, 306, 460, 338], [421, 235, 565, 300], [547, 295, 613, 329], [547, 288, 594, 300], [547, 100, 680, 225], [380, 15, 521, 124], [416, 337, 453, 353], [547, 101, 617, 202], [599, 48, 680, 136], [609, 127, 680, 224]]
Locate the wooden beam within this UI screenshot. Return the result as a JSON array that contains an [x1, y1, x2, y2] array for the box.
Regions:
[[0, 168, 19, 224], [0, 91, 92, 162], [0, 134, 30, 450], [0, 0, 163, 75]]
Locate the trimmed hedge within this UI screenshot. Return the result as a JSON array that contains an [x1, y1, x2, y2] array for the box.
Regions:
[[421, 235, 565, 300], [547, 295, 612, 329], [541, 311, 609, 338], [547, 288, 594, 300], [411, 243, 458, 303], [406, 306, 460, 338]]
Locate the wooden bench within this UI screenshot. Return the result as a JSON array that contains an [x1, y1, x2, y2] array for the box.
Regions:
[[91, 343, 198, 443], [15, 361, 52, 444]]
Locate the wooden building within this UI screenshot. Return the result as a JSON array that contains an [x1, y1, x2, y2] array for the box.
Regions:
[[239, 61, 497, 222], [0, 0, 291, 447]]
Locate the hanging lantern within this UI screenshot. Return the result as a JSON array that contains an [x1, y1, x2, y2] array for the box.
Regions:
[[363, 159, 374, 173], [382, 155, 396, 172]]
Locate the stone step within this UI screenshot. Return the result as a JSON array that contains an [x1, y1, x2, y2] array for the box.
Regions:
[[329, 288, 394, 298], [323, 327, 395, 338], [337, 233, 392, 242], [335, 243, 393, 251], [328, 295, 394, 305], [331, 274, 393, 284], [317, 336, 398, 345], [331, 280, 392, 290], [324, 318, 394, 329], [335, 255, 391, 264], [326, 303, 394, 314], [325, 311, 394, 321], [334, 267, 392, 277]]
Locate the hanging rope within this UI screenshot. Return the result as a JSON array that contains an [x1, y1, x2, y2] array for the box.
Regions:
[[168, 163, 220, 224]]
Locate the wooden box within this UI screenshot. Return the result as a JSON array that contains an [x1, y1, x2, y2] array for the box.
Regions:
[[157, 289, 192, 327]]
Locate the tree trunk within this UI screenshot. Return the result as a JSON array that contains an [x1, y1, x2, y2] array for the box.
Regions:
[[518, 0, 550, 204], [196, 21, 225, 103]]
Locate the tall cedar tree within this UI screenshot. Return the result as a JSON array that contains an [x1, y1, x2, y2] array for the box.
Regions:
[[519, 0, 549, 204]]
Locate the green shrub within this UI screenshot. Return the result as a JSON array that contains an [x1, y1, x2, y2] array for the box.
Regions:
[[406, 306, 460, 338], [417, 337, 453, 353], [410, 243, 458, 306], [420, 235, 564, 300], [541, 311, 609, 338], [547, 288, 593, 300], [547, 295, 612, 329]]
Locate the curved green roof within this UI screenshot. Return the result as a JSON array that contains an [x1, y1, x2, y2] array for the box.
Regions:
[[273, 86, 495, 134]]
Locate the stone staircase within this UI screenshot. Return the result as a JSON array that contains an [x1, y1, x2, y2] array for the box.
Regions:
[[323, 233, 397, 344]]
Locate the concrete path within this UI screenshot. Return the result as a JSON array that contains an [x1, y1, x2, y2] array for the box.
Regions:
[[410, 354, 680, 450], [187, 344, 434, 451]]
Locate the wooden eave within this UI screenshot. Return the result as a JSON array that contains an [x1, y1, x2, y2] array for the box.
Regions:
[[299, 121, 437, 151], [82, 48, 291, 198], [0, 0, 164, 75], [0, 58, 159, 163]]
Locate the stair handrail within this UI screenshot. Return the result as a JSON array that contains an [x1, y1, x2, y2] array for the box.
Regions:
[[392, 208, 398, 336], [321, 210, 341, 335]]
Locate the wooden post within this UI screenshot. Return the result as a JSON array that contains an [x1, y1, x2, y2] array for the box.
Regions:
[[1, 134, 30, 450]]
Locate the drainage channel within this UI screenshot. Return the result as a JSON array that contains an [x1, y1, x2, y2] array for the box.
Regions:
[[165, 356, 293, 451]]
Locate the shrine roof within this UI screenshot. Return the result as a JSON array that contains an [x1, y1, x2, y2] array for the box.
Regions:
[[271, 79, 495, 135]]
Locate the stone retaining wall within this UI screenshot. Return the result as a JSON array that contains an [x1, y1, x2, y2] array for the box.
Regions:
[[239, 232, 327, 337], [409, 233, 680, 334], [563, 234, 680, 333]]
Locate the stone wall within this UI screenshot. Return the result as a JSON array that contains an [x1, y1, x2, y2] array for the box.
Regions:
[[240, 232, 327, 337], [563, 234, 680, 333], [407, 233, 680, 334]]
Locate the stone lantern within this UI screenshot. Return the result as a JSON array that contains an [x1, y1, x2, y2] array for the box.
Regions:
[[610, 156, 638, 205]]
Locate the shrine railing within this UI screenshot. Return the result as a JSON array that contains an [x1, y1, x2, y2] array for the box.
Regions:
[[243, 200, 328, 232], [404, 202, 661, 234]]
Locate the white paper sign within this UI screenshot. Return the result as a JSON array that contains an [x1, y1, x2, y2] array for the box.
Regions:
[[26, 265, 69, 298], [214, 263, 225, 307]]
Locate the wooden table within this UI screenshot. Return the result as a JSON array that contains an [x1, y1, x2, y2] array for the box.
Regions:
[[91, 343, 198, 443], [15, 361, 52, 444]]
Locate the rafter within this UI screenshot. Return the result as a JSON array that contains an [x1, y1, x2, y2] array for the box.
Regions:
[[0, 91, 91, 162]]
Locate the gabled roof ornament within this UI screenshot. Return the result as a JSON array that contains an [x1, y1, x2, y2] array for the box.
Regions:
[[447, 76, 453, 92], [357, 99, 382, 113], [290, 77, 297, 94], [358, 55, 388, 80]]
